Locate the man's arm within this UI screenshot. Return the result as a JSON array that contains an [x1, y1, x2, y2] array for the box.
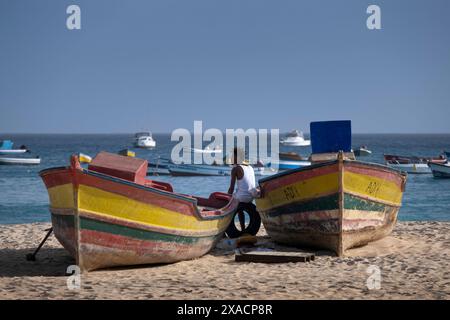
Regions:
[[228, 167, 237, 194]]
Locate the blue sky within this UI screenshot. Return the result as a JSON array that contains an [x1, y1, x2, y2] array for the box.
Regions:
[[0, 0, 449, 133]]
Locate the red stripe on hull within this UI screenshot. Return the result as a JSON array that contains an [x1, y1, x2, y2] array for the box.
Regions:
[[41, 168, 72, 189], [345, 162, 404, 188], [78, 229, 217, 270]]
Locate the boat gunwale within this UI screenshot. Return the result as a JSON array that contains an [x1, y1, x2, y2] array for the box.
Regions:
[[258, 159, 407, 185], [40, 166, 236, 221]]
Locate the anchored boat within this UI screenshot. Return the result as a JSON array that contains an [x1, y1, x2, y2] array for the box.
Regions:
[[40, 152, 238, 271], [386, 161, 431, 174], [280, 130, 311, 146], [168, 162, 273, 176], [267, 159, 311, 170], [256, 121, 407, 256], [0, 140, 28, 154], [353, 146, 372, 157], [0, 156, 40, 165], [429, 162, 450, 178], [134, 132, 156, 148]]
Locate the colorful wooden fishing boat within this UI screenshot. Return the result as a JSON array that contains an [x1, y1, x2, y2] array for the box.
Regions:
[[384, 154, 446, 164], [39, 152, 238, 271], [256, 121, 407, 256], [428, 162, 450, 178]]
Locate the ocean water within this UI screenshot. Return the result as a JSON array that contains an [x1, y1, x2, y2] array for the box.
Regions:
[[0, 133, 449, 224]]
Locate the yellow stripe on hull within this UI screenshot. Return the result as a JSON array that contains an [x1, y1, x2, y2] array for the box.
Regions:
[[77, 185, 229, 233], [256, 172, 339, 211], [47, 183, 230, 234], [47, 184, 75, 209], [343, 171, 403, 206]]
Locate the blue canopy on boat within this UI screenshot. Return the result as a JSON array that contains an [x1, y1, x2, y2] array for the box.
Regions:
[[310, 120, 352, 154], [0, 140, 13, 150]]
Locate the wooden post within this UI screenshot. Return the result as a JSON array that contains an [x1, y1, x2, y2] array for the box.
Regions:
[[337, 151, 344, 257]]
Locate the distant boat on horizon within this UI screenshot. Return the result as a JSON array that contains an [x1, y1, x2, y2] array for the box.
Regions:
[[0, 139, 29, 154], [134, 132, 156, 148], [280, 130, 311, 147]]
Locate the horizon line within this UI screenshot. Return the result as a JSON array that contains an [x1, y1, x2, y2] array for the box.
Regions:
[[2, 132, 450, 135]]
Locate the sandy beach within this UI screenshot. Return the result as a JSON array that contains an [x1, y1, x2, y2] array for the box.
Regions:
[[0, 221, 448, 300]]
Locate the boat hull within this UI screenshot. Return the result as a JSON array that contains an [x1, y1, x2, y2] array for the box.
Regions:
[[269, 160, 311, 170], [0, 149, 27, 154], [256, 159, 406, 256], [40, 166, 234, 271], [429, 162, 450, 178], [168, 163, 268, 177], [386, 162, 431, 174], [0, 157, 40, 165], [280, 140, 311, 147]]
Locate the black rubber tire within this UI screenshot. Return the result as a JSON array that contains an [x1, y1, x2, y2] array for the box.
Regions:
[[225, 203, 261, 238]]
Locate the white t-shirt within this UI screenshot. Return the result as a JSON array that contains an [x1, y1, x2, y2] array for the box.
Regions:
[[233, 164, 256, 203]]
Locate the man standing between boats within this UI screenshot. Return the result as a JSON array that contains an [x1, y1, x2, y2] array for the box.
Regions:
[[228, 147, 258, 232]]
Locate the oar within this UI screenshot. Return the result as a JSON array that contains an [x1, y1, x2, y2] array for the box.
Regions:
[[25, 227, 53, 261]]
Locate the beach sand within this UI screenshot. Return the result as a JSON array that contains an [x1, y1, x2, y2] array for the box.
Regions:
[[0, 221, 448, 299]]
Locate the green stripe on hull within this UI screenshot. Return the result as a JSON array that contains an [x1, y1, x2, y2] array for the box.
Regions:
[[263, 193, 388, 217], [79, 217, 214, 244], [264, 193, 339, 217], [344, 194, 387, 212], [52, 213, 75, 227]]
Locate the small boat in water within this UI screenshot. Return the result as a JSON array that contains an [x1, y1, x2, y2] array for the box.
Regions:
[[0, 140, 28, 154], [168, 162, 272, 176], [256, 121, 407, 256], [384, 154, 446, 164], [0, 156, 40, 165], [352, 146, 372, 157], [384, 153, 446, 174], [184, 146, 223, 154], [268, 159, 311, 170], [386, 161, 431, 174], [279, 152, 308, 161], [280, 130, 311, 146], [40, 152, 238, 271], [147, 158, 172, 176], [134, 132, 156, 148], [429, 162, 450, 178]]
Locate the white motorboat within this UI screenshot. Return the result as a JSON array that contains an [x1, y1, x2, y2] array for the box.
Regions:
[[386, 161, 431, 174], [184, 146, 223, 154], [168, 163, 273, 177], [353, 146, 372, 157], [429, 162, 450, 178], [280, 130, 311, 146], [0, 156, 41, 165], [134, 132, 156, 148], [268, 159, 311, 170], [0, 140, 28, 154]]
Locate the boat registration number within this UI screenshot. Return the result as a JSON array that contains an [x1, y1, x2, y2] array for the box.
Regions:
[[283, 186, 300, 201]]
